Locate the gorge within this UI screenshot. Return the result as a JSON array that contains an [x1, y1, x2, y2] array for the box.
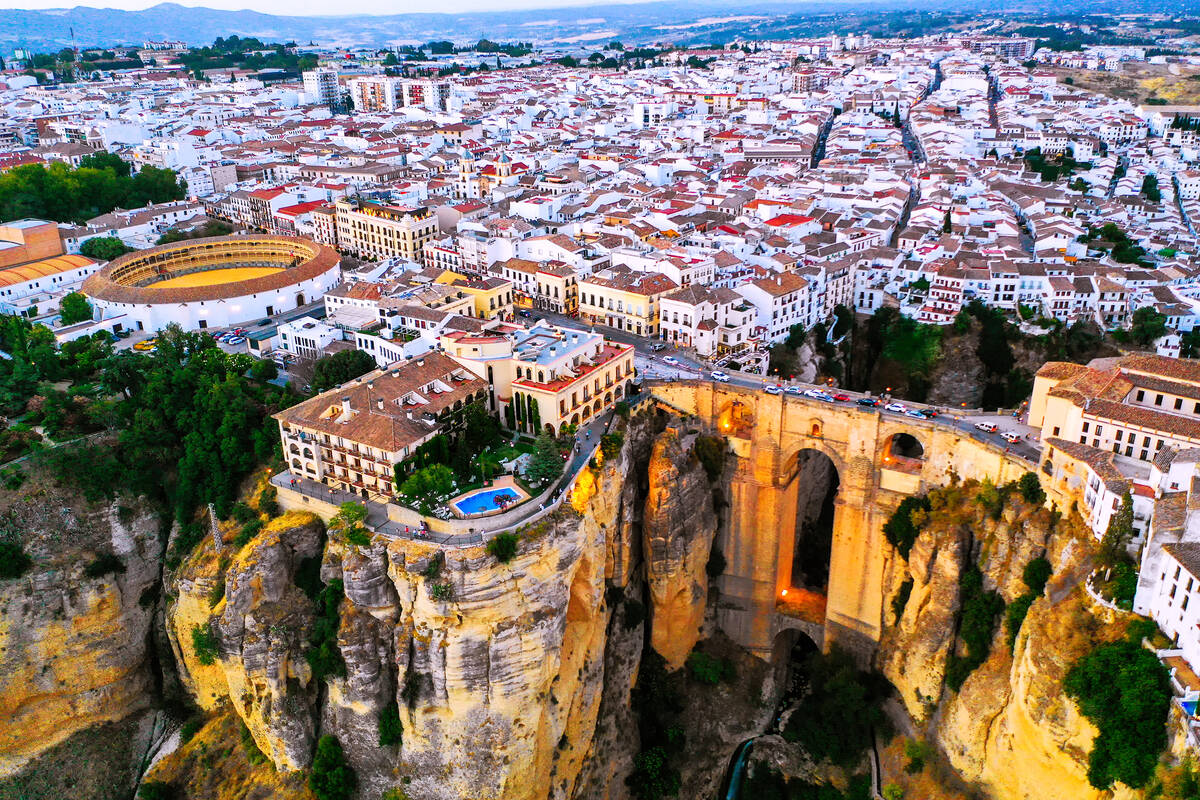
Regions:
[[0, 382, 1161, 800]]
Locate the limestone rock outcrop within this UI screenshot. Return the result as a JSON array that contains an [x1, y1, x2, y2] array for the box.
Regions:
[[881, 483, 1118, 800], [642, 425, 719, 669], [0, 491, 162, 774], [167, 511, 325, 770]]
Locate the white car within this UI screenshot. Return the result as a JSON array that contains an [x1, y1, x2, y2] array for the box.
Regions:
[[764, 384, 782, 395], [662, 355, 680, 366], [1001, 431, 1022, 444], [974, 422, 999, 433], [784, 385, 803, 396], [885, 402, 907, 413], [710, 370, 731, 382]]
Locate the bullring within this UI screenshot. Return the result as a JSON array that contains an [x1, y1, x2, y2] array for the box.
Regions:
[[81, 234, 342, 332]]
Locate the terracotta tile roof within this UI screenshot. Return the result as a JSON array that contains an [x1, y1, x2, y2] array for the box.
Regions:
[[274, 351, 487, 453]]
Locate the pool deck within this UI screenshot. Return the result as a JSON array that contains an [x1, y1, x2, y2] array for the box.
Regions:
[[450, 476, 530, 518]]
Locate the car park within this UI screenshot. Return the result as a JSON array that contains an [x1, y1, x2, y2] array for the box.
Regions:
[[764, 384, 782, 395], [974, 422, 998, 433], [884, 402, 907, 413], [710, 370, 730, 382]]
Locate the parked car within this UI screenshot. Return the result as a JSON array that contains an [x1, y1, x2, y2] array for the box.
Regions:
[[1001, 431, 1022, 444], [710, 370, 730, 382], [905, 409, 926, 418], [764, 384, 782, 395], [832, 393, 851, 402], [856, 397, 880, 407], [785, 385, 804, 396], [227, 336, 246, 345], [884, 402, 907, 413], [974, 422, 999, 433], [650, 343, 667, 352], [662, 355, 680, 366]]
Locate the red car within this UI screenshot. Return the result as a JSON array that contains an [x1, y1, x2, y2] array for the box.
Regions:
[[832, 393, 850, 402]]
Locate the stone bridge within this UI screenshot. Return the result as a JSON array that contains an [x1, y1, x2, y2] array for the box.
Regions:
[[648, 381, 1037, 660]]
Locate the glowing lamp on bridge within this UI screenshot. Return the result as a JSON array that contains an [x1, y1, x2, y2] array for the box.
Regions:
[[780, 589, 789, 597]]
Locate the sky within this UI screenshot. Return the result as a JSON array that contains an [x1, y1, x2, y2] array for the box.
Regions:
[[0, 0, 646, 13]]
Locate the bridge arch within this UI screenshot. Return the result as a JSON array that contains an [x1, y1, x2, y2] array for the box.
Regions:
[[776, 447, 840, 630]]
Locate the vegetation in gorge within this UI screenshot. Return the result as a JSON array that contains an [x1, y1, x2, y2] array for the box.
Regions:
[[306, 579, 346, 682], [945, 565, 1005, 692], [1005, 557, 1053, 652], [883, 495, 930, 559], [627, 651, 685, 800], [782, 647, 891, 767], [741, 765, 872, 800], [1064, 624, 1171, 790], [309, 735, 355, 800]]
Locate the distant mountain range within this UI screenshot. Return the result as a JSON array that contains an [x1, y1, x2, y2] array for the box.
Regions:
[[0, 0, 1187, 54]]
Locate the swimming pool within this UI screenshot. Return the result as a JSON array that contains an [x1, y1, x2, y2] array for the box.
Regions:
[[453, 487, 522, 515]]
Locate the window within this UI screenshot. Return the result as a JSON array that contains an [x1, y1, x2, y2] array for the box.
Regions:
[[1176, 398, 1184, 411], [1137, 390, 1145, 402], [1082, 422, 1090, 433], [1155, 394, 1164, 406]]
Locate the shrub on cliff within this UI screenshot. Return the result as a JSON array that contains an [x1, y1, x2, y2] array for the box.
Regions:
[[1016, 471, 1045, 505], [686, 651, 736, 685], [137, 782, 175, 800], [486, 532, 519, 563], [309, 734, 355, 800], [0, 537, 32, 579], [1064, 637, 1170, 790], [945, 565, 1004, 691], [883, 496, 930, 559], [694, 435, 726, 482], [378, 703, 402, 746], [305, 579, 346, 682], [191, 623, 219, 665]]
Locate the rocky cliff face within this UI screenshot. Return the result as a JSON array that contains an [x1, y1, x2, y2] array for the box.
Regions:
[[155, 409, 733, 800], [880, 483, 1125, 800], [0, 483, 162, 775], [642, 426, 718, 670]]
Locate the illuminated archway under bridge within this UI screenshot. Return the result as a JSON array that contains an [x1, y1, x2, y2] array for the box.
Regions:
[[647, 380, 1038, 661]]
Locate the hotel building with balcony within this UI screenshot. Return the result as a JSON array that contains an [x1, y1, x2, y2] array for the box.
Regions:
[[440, 323, 636, 436], [274, 352, 489, 501]]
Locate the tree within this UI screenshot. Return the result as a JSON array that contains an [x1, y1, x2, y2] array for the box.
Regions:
[[1127, 307, 1168, 347], [487, 532, 519, 563], [526, 433, 563, 484], [1064, 637, 1170, 790], [249, 358, 278, 382], [399, 464, 455, 504], [378, 703, 402, 746], [57, 292, 93, 325], [309, 735, 356, 800], [1098, 491, 1134, 569], [310, 349, 376, 394], [782, 646, 891, 767], [1016, 471, 1045, 505], [79, 235, 130, 260]]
